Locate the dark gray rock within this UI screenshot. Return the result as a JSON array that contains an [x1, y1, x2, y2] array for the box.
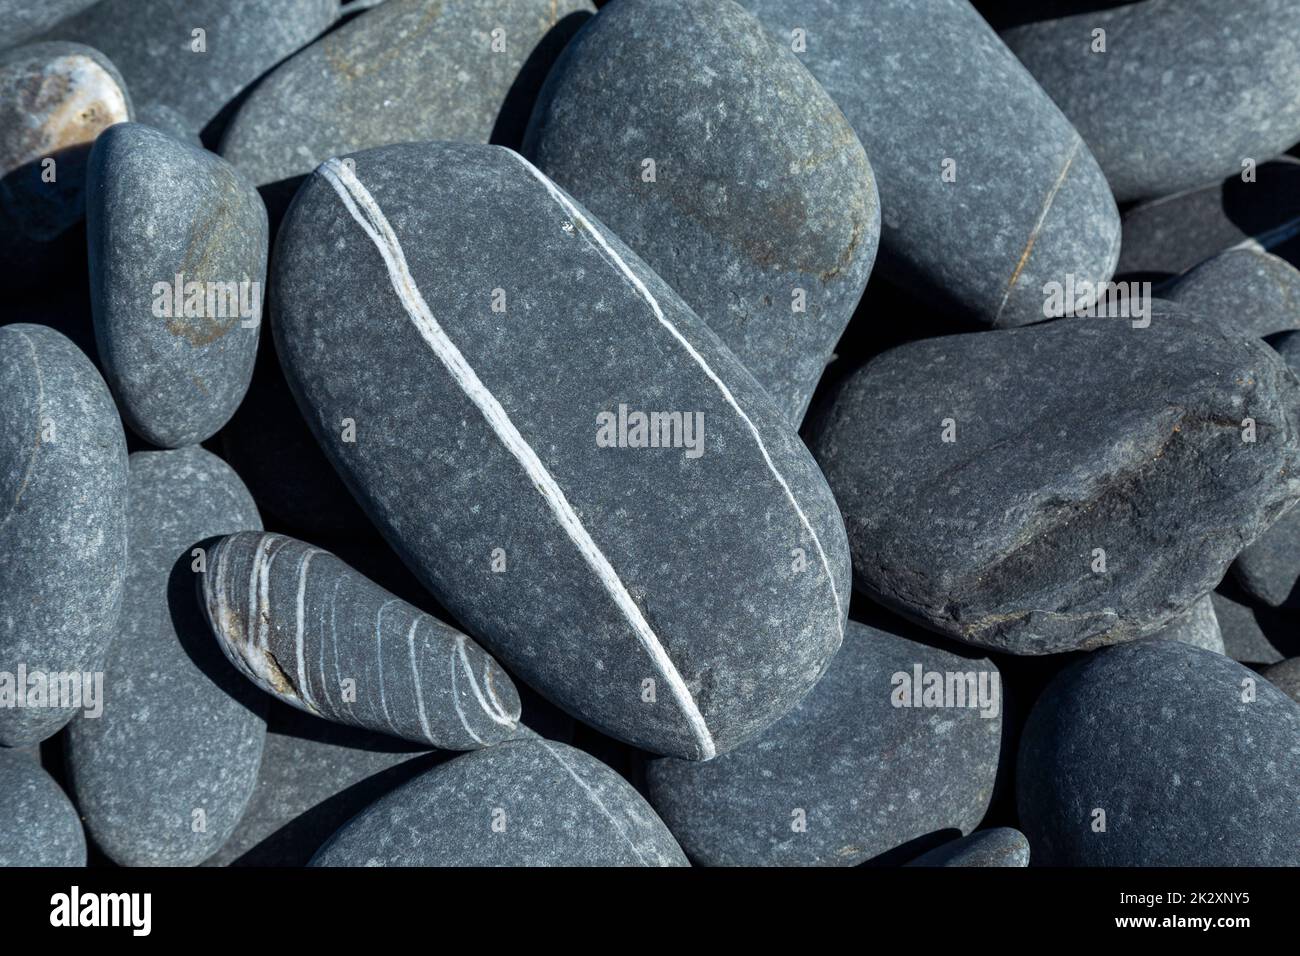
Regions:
[[41, 0, 339, 137], [1018, 640, 1300, 865], [736, 0, 1118, 328], [1117, 157, 1300, 282], [1211, 587, 1295, 664], [0, 324, 127, 746], [201, 531, 526, 749], [645, 620, 1002, 866], [524, 0, 879, 423], [1146, 594, 1224, 655], [905, 827, 1029, 868], [273, 142, 850, 759], [0, 0, 98, 49], [999, 1, 1300, 203], [66, 447, 267, 866], [1264, 657, 1300, 703], [88, 123, 265, 447], [311, 738, 687, 866], [204, 703, 443, 866], [133, 103, 201, 146], [1162, 248, 1300, 339], [0, 748, 86, 866], [806, 319, 1300, 654], [219, 0, 593, 188], [0, 42, 131, 288]]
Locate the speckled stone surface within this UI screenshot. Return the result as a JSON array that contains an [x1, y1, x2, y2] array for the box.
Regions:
[[87, 123, 265, 447], [0, 42, 131, 288], [806, 319, 1300, 655], [201, 531, 525, 748], [133, 103, 201, 146], [273, 142, 850, 760], [1117, 157, 1300, 281], [1264, 657, 1300, 703], [0, 0, 97, 50], [219, 0, 593, 188], [0, 747, 86, 866], [1161, 249, 1300, 339], [905, 827, 1029, 868], [311, 738, 687, 866], [41, 0, 339, 136], [204, 703, 442, 866], [525, 0, 878, 423], [1018, 640, 1300, 865], [1211, 587, 1293, 665], [736, 0, 1119, 328], [646, 620, 1001, 866], [66, 447, 267, 867], [1146, 594, 1224, 655], [0, 324, 127, 746], [1000, 0, 1300, 203]]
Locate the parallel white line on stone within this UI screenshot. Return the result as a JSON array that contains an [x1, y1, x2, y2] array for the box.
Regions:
[[406, 618, 434, 743], [319, 157, 716, 759], [506, 149, 845, 643], [448, 643, 485, 746], [374, 598, 400, 732], [481, 660, 512, 723], [539, 740, 650, 866], [0, 330, 45, 534], [455, 635, 515, 728], [294, 547, 324, 710], [327, 575, 344, 711]]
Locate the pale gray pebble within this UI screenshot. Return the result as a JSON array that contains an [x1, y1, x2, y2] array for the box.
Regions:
[[200, 531, 525, 749], [88, 123, 265, 447], [272, 141, 849, 760], [0, 747, 86, 867], [311, 738, 687, 866], [1162, 248, 1300, 339], [645, 620, 1002, 867], [525, 0, 879, 423], [1146, 594, 1224, 655], [0, 324, 127, 746], [905, 828, 1029, 868], [1263, 657, 1300, 703], [66, 447, 267, 867], [0, 0, 97, 49]]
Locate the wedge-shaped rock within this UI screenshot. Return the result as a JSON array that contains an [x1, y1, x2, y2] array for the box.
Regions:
[[272, 142, 850, 760], [525, 0, 879, 422], [807, 319, 1300, 654]]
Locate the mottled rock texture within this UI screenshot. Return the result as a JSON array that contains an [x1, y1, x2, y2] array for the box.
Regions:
[[1264, 657, 1300, 703], [1162, 248, 1300, 339], [0, 747, 86, 866], [905, 827, 1029, 868], [0, 0, 97, 50], [1147, 594, 1224, 655]]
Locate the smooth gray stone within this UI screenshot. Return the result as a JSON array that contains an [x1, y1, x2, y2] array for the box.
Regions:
[[0, 748, 86, 866], [0, 42, 131, 287], [66, 447, 267, 867], [1117, 157, 1300, 281], [736, 0, 1118, 328], [0, 0, 97, 49], [524, 0, 879, 423], [1161, 248, 1300, 339], [88, 123, 265, 447], [646, 620, 1001, 867], [201, 531, 525, 749], [219, 0, 593, 188], [1000, 1, 1300, 203], [41, 0, 339, 136], [905, 827, 1029, 868], [311, 738, 687, 866], [1211, 588, 1293, 665], [1018, 640, 1300, 865], [1264, 657, 1300, 703], [204, 703, 442, 866], [1146, 594, 1224, 655], [273, 141, 850, 760], [0, 324, 127, 746], [806, 319, 1300, 655], [133, 103, 202, 146]]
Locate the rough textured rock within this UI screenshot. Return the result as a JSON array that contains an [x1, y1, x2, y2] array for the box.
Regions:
[[219, 0, 593, 188], [1146, 594, 1224, 654], [311, 738, 687, 866], [736, 0, 1119, 328], [0, 42, 131, 288], [87, 122, 265, 447], [999, 0, 1300, 202], [0, 324, 127, 746], [200, 531, 525, 748], [1161, 248, 1300, 339], [905, 827, 1029, 868], [1018, 640, 1300, 865], [41, 0, 339, 136], [0, 747, 86, 866], [0, 0, 98, 49], [66, 447, 267, 867], [806, 319, 1300, 654], [645, 620, 1002, 866], [1264, 657, 1300, 703], [273, 142, 850, 759], [1211, 587, 1295, 665], [525, 0, 878, 423]]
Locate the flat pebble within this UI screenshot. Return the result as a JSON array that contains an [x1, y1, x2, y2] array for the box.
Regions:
[[905, 828, 1029, 868], [1162, 248, 1300, 339], [1263, 657, 1300, 703], [1146, 594, 1224, 655]]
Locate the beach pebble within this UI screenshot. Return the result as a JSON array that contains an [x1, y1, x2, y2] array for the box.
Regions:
[[0, 0, 97, 49], [311, 738, 686, 866], [1018, 640, 1300, 865], [0, 324, 127, 746], [645, 620, 1002, 866], [87, 123, 265, 447], [0, 747, 86, 867], [65, 447, 267, 867], [1147, 594, 1224, 655], [1263, 658, 1300, 703], [1211, 587, 1296, 665], [1161, 248, 1300, 339], [905, 828, 1029, 868], [525, 0, 879, 422], [272, 142, 849, 759], [806, 319, 1300, 654]]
